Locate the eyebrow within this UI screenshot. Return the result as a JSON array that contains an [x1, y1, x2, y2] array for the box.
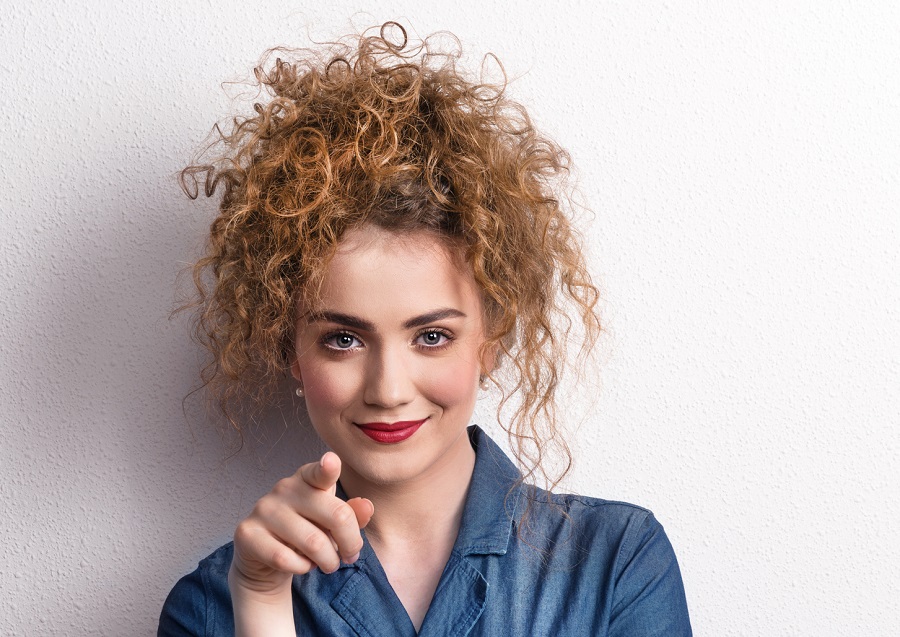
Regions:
[[403, 308, 467, 329], [307, 308, 466, 331]]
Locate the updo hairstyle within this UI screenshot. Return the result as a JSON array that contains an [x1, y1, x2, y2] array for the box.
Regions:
[[181, 22, 601, 488]]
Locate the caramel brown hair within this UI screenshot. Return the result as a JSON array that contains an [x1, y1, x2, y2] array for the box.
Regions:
[[181, 23, 601, 490]]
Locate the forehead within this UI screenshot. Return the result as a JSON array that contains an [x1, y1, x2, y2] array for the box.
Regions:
[[317, 226, 482, 317]]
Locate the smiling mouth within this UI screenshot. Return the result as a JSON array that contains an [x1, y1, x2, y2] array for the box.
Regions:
[[355, 418, 427, 443]]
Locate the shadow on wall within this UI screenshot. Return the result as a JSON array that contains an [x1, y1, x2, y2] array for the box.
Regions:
[[1, 139, 325, 633]]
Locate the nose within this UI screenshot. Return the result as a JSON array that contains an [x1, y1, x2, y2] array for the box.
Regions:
[[363, 344, 416, 408]]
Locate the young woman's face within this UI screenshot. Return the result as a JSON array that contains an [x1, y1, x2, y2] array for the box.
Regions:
[[291, 225, 490, 487]]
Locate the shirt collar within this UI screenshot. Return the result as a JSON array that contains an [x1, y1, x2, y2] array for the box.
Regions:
[[451, 425, 523, 557]]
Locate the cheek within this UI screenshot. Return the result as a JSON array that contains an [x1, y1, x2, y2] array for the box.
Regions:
[[299, 360, 360, 420], [419, 356, 480, 409]]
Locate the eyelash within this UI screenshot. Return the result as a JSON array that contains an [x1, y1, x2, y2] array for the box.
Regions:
[[319, 329, 455, 355], [413, 328, 454, 351], [320, 332, 363, 353]]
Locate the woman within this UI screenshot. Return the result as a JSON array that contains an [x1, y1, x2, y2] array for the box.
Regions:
[[160, 23, 691, 636]]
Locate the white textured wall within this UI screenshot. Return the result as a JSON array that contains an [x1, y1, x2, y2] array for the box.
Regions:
[[1, 2, 898, 635]]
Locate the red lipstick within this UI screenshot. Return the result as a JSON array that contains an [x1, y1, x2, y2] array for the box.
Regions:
[[355, 418, 426, 444]]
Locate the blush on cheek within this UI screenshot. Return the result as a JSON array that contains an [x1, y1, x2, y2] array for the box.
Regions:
[[421, 357, 481, 408], [302, 375, 339, 403], [297, 362, 358, 418]]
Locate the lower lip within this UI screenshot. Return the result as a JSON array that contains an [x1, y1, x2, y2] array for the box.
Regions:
[[356, 419, 426, 444]]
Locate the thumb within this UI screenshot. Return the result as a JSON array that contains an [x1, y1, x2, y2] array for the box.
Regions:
[[346, 497, 375, 529]]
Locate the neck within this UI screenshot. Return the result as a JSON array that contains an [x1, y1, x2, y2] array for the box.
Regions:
[[340, 432, 476, 551]]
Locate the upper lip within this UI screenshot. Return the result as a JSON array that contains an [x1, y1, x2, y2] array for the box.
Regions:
[[354, 418, 427, 432]]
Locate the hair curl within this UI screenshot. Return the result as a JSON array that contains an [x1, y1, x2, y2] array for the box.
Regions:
[[180, 22, 601, 490]]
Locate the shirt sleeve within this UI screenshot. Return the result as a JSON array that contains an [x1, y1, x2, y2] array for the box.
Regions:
[[608, 512, 692, 637], [157, 568, 208, 637]]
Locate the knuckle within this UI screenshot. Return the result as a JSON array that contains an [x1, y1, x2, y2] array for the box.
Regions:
[[253, 496, 279, 519], [270, 547, 296, 572], [271, 477, 294, 497], [331, 504, 356, 527], [303, 530, 327, 554], [233, 520, 256, 545]]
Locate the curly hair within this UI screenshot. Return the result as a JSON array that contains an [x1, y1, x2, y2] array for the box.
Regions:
[[180, 22, 601, 490]]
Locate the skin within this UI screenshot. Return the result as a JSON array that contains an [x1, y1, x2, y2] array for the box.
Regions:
[[229, 225, 494, 635]]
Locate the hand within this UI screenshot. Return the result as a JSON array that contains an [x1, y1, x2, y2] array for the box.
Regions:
[[229, 451, 375, 597]]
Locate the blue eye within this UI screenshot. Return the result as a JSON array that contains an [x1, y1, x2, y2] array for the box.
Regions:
[[416, 330, 451, 348], [323, 333, 362, 350]]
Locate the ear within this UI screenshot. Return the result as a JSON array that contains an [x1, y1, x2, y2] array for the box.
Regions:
[[289, 353, 303, 384], [480, 340, 501, 376]]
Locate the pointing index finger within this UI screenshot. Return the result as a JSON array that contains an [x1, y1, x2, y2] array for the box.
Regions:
[[300, 451, 342, 492]]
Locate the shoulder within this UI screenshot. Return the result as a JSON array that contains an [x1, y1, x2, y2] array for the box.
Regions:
[[158, 543, 234, 637], [521, 491, 692, 634], [527, 487, 659, 540], [531, 490, 687, 595], [197, 541, 235, 575], [531, 490, 677, 572], [534, 490, 653, 518]]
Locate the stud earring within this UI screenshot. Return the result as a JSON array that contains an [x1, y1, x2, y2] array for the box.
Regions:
[[479, 375, 489, 391], [295, 387, 305, 398]]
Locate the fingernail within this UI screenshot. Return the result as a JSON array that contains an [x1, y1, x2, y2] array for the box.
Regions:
[[347, 552, 360, 564]]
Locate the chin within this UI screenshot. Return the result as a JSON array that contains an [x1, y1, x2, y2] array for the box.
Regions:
[[344, 446, 435, 487], [329, 423, 473, 489]]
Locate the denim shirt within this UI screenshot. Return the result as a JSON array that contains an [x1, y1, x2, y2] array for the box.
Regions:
[[159, 426, 691, 636]]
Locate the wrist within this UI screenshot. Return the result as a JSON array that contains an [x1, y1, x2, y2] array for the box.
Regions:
[[228, 565, 295, 637]]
